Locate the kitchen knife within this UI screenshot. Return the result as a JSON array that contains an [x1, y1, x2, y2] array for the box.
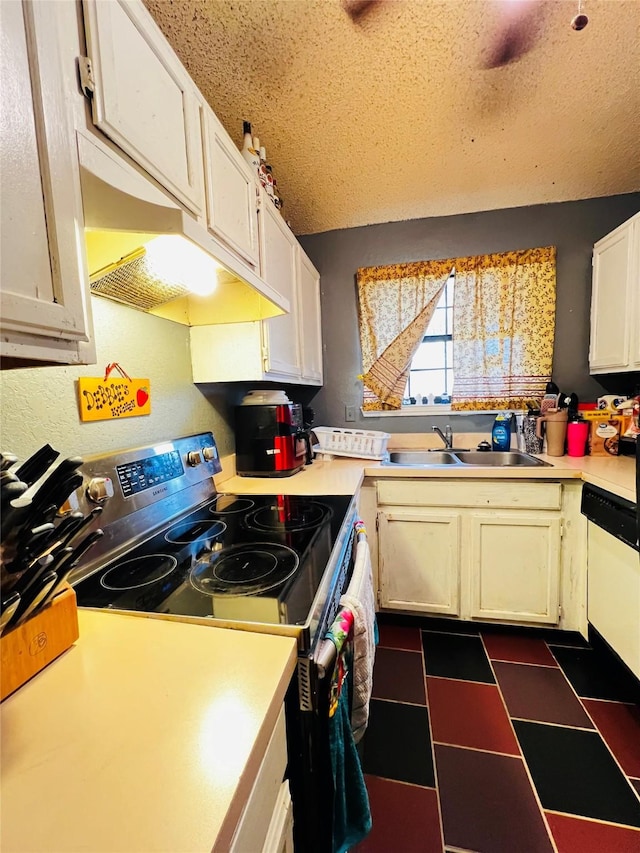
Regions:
[[3, 522, 57, 577], [0, 592, 21, 636], [0, 452, 19, 472], [52, 529, 104, 577], [61, 507, 103, 548], [1, 480, 28, 506], [33, 512, 84, 554], [39, 532, 104, 612], [8, 554, 56, 605], [13, 444, 59, 487], [11, 571, 58, 628], [24, 457, 83, 517], [16, 521, 56, 552], [0, 488, 31, 544], [22, 471, 84, 533], [37, 561, 80, 611]]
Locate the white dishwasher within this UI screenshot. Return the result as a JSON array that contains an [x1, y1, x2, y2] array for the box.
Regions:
[[582, 484, 640, 680]]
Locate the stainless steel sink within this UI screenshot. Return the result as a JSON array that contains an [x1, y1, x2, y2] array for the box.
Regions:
[[454, 451, 550, 467], [384, 449, 550, 468], [388, 451, 459, 465]]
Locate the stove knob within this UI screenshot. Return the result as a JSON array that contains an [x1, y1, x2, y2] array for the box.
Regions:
[[186, 451, 202, 467], [202, 446, 218, 463], [87, 476, 114, 504]]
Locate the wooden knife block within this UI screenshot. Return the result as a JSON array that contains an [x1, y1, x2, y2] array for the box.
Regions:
[[1, 586, 79, 701]]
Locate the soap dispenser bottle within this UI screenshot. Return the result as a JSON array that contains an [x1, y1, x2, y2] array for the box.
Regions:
[[492, 412, 513, 451]]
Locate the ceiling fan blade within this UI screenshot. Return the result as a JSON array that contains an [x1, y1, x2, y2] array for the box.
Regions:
[[480, 0, 546, 69], [341, 0, 379, 21]]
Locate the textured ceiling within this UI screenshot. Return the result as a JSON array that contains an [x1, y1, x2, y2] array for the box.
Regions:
[[143, 0, 640, 235]]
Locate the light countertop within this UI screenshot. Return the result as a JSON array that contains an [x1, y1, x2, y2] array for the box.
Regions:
[[220, 444, 636, 503], [1, 611, 297, 853]]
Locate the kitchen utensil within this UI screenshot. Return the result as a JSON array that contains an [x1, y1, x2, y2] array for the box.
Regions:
[[38, 512, 84, 552], [13, 444, 59, 487], [61, 507, 102, 548], [11, 571, 58, 628], [0, 453, 19, 472], [0, 471, 19, 486], [0, 487, 31, 544], [52, 530, 104, 578], [567, 420, 589, 457], [22, 471, 84, 532], [37, 563, 79, 610], [25, 456, 83, 515], [0, 592, 21, 636], [1, 480, 28, 507], [536, 408, 568, 456]]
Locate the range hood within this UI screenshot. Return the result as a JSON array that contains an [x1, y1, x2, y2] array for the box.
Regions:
[[77, 132, 288, 325]]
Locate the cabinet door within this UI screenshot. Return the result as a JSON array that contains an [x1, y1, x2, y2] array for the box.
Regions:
[[260, 200, 300, 380], [82, 0, 204, 216], [378, 508, 461, 615], [469, 512, 561, 624], [203, 108, 260, 267], [589, 220, 634, 372], [297, 248, 323, 384], [0, 0, 94, 364]]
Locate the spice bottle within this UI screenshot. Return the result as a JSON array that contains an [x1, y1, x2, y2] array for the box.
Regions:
[[241, 121, 260, 175]]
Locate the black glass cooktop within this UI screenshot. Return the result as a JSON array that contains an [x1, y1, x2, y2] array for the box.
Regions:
[[73, 494, 353, 629]]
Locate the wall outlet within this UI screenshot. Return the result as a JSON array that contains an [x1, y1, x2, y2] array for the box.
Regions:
[[345, 405, 357, 422]]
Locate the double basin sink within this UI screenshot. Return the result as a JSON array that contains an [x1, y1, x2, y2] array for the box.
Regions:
[[385, 449, 550, 468]]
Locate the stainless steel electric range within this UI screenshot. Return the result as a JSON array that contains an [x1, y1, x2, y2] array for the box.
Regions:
[[69, 432, 358, 852]]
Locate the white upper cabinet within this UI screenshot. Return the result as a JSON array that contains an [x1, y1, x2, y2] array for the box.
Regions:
[[82, 0, 205, 217], [589, 212, 640, 374], [259, 196, 301, 379], [297, 248, 323, 383], [0, 0, 94, 364], [190, 206, 323, 386], [202, 107, 260, 268]]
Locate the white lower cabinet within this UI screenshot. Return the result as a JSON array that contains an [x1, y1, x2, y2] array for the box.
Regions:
[[378, 509, 461, 615], [375, 480, 567, 627], [469, 512, 561, 624], [231, 706, 292, 853]]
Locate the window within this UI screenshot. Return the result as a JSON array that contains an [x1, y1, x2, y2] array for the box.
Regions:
[[357, 248, 556, 413], [404, 272, 454, 406]]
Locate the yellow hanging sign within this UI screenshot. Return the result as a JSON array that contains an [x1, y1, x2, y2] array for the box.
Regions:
[[78, 365, 151, 422]]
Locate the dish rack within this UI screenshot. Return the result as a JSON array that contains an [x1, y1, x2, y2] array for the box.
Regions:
[[312, 427, 390, 460]]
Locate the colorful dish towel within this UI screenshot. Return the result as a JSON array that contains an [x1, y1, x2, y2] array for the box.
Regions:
[[340, 532, 377, 744], [326, 607, 372, 852]]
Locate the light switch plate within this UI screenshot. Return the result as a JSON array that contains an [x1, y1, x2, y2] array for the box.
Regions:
[[345, 405, 357, 422]]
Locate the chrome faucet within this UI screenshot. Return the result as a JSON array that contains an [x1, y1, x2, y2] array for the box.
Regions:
[[432, 424, 453, 449]]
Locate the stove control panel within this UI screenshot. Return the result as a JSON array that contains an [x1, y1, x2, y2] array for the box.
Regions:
[[116, 450, 184, 497]]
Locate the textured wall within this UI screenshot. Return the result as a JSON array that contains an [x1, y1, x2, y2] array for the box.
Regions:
[[0, 298, 237, 461], [299, 193, 640, 433]]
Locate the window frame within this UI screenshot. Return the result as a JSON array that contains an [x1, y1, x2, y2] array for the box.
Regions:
[[403, 270, 455, 408]]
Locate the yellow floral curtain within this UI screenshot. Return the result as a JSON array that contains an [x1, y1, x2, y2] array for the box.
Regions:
[[357, 260, 454, 410], [451, 247, 556, 411]]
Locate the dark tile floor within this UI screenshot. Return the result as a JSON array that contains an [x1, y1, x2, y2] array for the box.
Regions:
[[355, 617, 640, 853]]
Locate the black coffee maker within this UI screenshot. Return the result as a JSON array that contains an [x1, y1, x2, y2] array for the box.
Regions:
[[235, 400, 313, 477]]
